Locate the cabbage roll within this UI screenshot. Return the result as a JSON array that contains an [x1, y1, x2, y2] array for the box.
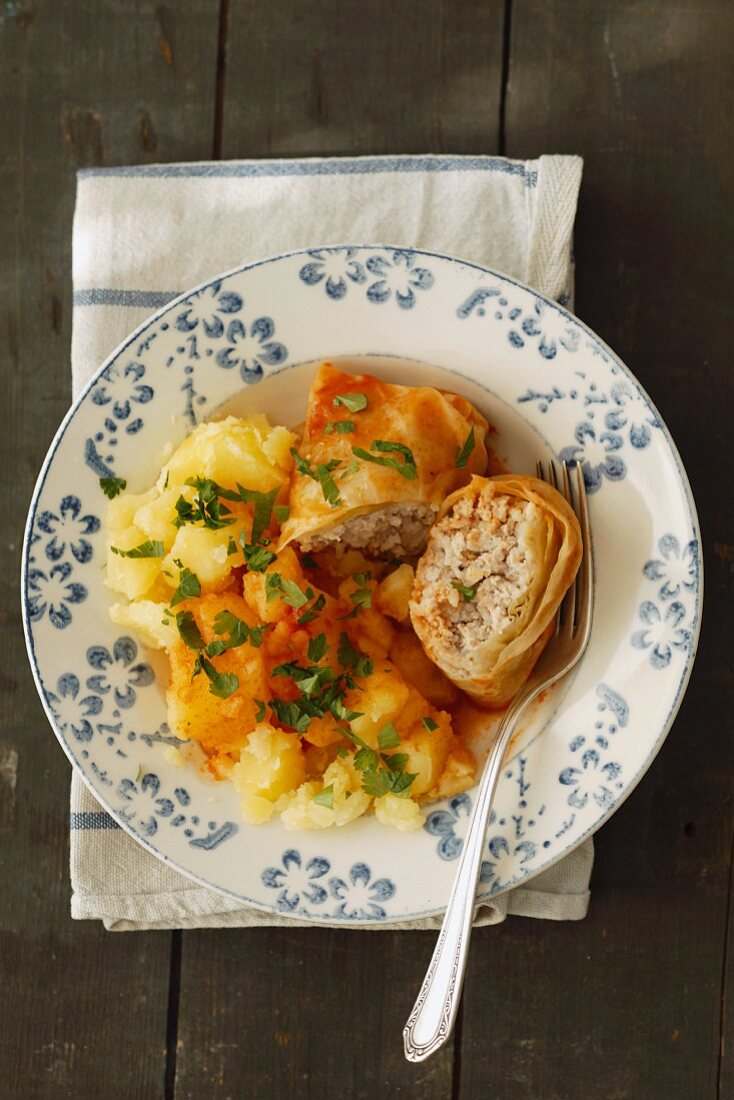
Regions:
[[278, 363, 489, 558], [409, 474, 582, 707]]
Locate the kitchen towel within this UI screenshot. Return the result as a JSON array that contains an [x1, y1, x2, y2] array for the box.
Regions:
[[70, 152, 592, 930]]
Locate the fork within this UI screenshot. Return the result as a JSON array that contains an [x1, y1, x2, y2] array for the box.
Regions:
[[403, 460, 594, 1063]]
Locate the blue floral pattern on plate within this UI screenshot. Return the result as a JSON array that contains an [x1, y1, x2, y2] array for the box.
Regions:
[[300, 248, 434, 309]]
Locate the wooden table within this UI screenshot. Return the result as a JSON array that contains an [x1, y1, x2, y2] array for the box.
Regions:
[[2, 3, 732, 1097]]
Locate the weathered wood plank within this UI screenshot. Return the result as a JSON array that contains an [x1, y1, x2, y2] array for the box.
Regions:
[[220, 0, 505, 155], [0, 2, 219, 1096], [459, 3, 734, 1097], [172, 3, 506, 1096], [176, 928, 455, 1098]]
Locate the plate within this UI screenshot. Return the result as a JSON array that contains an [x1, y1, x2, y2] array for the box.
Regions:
[[22, 246, 702, 924]]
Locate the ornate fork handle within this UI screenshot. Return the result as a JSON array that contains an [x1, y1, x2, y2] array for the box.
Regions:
[[403, 686, 538, 1062]]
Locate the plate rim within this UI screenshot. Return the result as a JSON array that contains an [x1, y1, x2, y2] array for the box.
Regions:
[[21, 243, 704, 925]]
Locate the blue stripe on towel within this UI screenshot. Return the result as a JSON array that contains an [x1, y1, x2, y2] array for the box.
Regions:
[[73, 289, 178, 308], [77, 156, 538, 186], [70, 811, 121, 830]]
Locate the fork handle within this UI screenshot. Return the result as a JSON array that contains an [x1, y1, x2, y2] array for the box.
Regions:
[[402, 695, 528, 1062]]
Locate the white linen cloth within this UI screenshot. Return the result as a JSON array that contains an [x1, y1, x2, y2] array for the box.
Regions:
[[70, 152, 592, 930]]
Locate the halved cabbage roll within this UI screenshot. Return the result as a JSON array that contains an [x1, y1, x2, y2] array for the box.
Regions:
[[409, 474, 582, 708], [278, 363, 489, 558]]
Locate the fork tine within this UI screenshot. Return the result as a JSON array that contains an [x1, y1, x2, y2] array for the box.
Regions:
[[574, 462, 594, 644], [548, 460, 559, 490], [535, 460, 544, 480]]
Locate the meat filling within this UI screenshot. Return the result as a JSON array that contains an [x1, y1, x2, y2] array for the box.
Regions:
[[412, 492, 536, 651], [299, 503, 437, 559]]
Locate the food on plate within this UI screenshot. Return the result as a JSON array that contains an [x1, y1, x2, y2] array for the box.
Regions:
[[278, 362, 489, 558], [103, 372, 484, 832], [409, 474, 582, 708]]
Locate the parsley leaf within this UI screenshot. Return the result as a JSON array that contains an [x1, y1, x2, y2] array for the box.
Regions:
[[324, 419, 356, 435], [452, 581, 477, 601], [169, 566, 201, 607], [274, 504, 290, 524], [422, 716, 439, 731], [377, 722, 401, 750], [175, 477, 236, 530], [175, 610, 204, 650], [351, 440, 417, 480], [290, 448, 342, 508], [312, 784, 335, 809], [111, 539, 164, 559], [267, 696, 313, 734], [237, 485, 279, 545], [337, 633, 373, 679], [280, 578, 311, 608], [213, 609, 268, 649], [239, 536, 277, 572], [340, 576, 372, 619], [455, 426, 476, 469], [307, 633, 328, 663], [254, 699, 267, 722], [264, 571, 313, 609], [297, 592, 325, 625], [99, 476, 126, 499], [333, 392, 368, 412], [194, 654, 239, 699]]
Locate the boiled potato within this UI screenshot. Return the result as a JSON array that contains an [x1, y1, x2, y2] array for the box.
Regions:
[[109, 599, 177, 649], [375, 564, 414, 622], [163, 524, 241, 591], [348, 668, 409, 745], [280, 759, 371, 830], [243, 547, 312, 623], [389, 628, 460, 708], [230, 723, 306, 823], [106, 488, 156, 532], [105, 524, 162, 599], [429, 742, 476, 800], [374, 792, 425, 831], [162, 416, 295, 493], [133, 486, 189, 550]]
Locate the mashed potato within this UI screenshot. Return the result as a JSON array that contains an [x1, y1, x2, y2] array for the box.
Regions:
[[105, 409, 476, 831]]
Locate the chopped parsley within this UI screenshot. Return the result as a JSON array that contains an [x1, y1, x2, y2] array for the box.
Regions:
[[377, 722, 401, 750], [175, 478, 236, 530], [110, 539, 164, 559], [452, 580, 477, 601], [238, 530, 277, 572], [237, 485, 279, 545], [290, 448, 342, 508], [340, 572, 373, 618], [227, 536, 238, 556], [192, 654, 239, 699], [333, 392, 368, 413], [266, 572, 312, 609], [312, 784, 335, 809], [175, 610, 204, 650], [351, 440, 417, 480], [274, 504, 290, 524], [422, 716, 439, 732], [323, 419, 356, 435], [254, 699, 267, 722], [455, 426, 476, 469], [337, 632, 373, 679], [169, 566, 201, 607], [212, 609, 268, 650], [307, 633, 328, 663], [297, 592, 326, 625], [342, 729, 417, 800], [99, 476, 127, 499]]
